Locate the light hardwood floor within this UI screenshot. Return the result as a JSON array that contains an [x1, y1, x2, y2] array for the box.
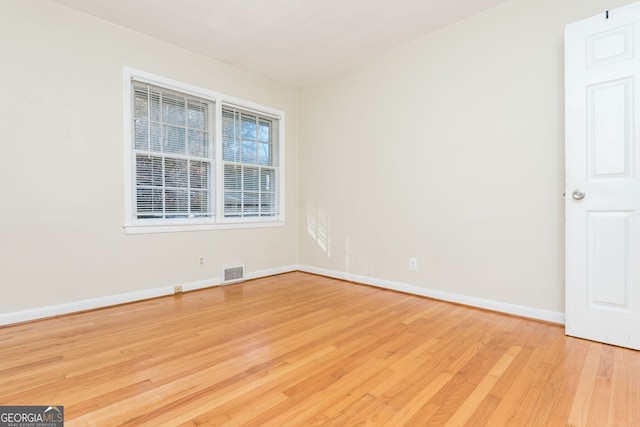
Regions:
[[0, 272, 638, 426]]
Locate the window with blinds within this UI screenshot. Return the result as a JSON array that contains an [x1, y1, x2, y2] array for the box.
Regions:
[[124, 67, 284, 233], [132, 82, 214, 220], [222, 106, 279, 218]]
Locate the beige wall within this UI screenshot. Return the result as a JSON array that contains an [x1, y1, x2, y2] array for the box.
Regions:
[[3, 0, 636, 319], [0, 0, 298, 315], [298, 0, 634, 313]]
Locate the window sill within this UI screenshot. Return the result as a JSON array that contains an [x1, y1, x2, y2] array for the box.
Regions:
[[124, 220, 286, 235]]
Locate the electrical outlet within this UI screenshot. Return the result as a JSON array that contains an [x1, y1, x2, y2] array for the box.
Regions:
[[174, 285, 183, 294], [199, 256, 205, 267], [409, 257, 417, 272]]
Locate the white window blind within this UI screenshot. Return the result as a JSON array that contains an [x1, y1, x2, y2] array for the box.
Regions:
[[132, 82, 215, 220], [222, 105, 279, 218]]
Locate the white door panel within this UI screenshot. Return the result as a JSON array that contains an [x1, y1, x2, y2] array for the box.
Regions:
[[565, 3, 640, 350]]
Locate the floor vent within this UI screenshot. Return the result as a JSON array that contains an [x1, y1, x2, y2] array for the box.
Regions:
[[223, 265, 245, 284]]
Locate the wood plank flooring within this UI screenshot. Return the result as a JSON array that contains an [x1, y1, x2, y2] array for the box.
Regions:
[[0, 272, 638, 426]]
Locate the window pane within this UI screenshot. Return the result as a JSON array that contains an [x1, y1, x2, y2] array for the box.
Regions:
[[187, 101, 207, 129], [150, 90, 161, 122], [257, 142, 271, 166], [165, 189, 188, 214], [136, 155, 163, 186], [225, 191, 242, 216], [190, 161, 209, 189], [188, 129, 208, 157], [243, 167, 259, 191], [164, 158, 188, 188], [133, 118, 148, 150], [190, 190, 209, 214], [133, 89, 149, 119], [224, 165, 241, 190], [241, 139, 257, 163], [132, 85, 160, 122], [222, 110, 238, 162], [150, 123, 162, 152], [162, 93, 186, 126], [244, 192, 259, 214], [222, 111, 236, 137], [136, 188, 163, 216], [134, 121, 162, 152], [223, 137, 239, 162], [261, 193, 275, 214], [260, 169, 275, 191], [241, 117, 257, 139], [163, 125, 186, 154], [258, 121, 271, 142]]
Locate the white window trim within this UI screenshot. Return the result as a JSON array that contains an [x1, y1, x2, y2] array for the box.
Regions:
[[122, 66, 285, 234]]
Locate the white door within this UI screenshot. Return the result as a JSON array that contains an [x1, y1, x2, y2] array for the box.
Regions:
[[565, 3, 640, 350]]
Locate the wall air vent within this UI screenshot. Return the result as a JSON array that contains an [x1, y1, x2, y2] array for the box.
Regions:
[[223, 265, 245, 284]]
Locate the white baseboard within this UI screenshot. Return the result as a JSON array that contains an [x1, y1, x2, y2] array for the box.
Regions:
[[298, 265, 565, 325], [0, 264, 563, 326], [0, 265, 299, 326]]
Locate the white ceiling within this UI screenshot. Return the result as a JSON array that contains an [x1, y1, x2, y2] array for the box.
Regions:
[[48, 0, 510, 86]]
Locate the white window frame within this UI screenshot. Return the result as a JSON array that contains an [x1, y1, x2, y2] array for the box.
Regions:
[[123, 67, 285, 234]]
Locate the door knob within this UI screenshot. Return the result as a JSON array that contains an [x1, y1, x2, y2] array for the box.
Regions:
[[572, 189, 585, 200]]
